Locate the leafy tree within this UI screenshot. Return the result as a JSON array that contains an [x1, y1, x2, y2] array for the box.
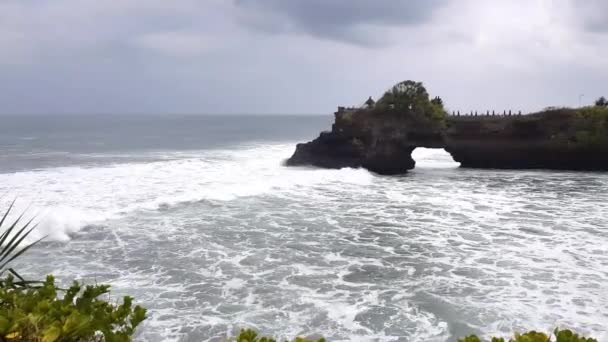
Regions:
[[595, 96, 607, 107], [431, 96, 444, 108], [377, 80, 429, 110], [376, 80, 447, 125]]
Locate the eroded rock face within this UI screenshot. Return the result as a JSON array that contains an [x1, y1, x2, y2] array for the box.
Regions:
[[286, 108, 444, 175], [445, 109, 608, 170], [286, 107, 608, 174]]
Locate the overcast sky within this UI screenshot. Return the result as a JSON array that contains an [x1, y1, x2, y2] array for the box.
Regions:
[[1, 0, 606, 115]]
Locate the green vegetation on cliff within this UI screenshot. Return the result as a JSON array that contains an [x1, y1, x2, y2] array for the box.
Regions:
[[376, 80, 447, 125], [574, 105, 608, 147]]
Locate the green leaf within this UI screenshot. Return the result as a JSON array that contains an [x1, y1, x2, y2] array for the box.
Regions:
[[42, 325, 62, 342], [0, 316, 10, 335]]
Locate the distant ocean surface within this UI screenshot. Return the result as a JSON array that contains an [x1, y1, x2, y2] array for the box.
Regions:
[[1, 114, 607, 342]]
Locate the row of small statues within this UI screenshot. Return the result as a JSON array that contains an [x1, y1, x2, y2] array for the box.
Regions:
[[450, 110, 522, 116]]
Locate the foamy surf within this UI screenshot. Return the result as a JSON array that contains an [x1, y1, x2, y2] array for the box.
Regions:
[[0, 143, 373, 242], [3, 139, 607, 342]]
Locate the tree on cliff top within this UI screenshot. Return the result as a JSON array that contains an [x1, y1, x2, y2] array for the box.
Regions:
[[376, 80, 446, 124], [377, 80, 429, 109], [431, 96, 444, 107]]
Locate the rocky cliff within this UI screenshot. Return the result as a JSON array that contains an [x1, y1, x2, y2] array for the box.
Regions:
[[286, 107, 445, 174], [286, 83, 608, 174], [445, 109, 608, 171]]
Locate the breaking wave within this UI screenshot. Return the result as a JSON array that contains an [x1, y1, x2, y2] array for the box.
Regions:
[[3, 143, 608, 341], [0, 144, 372, 241]]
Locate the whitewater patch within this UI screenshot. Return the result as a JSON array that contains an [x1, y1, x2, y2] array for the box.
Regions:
[[411, 148, 460, 169], [3, 140, 608, 341], [0, 143, 373, 241]]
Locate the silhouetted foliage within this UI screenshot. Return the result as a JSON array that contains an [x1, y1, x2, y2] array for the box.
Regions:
[[595, 96, 607, 107], [431, 96, 444, 107], [364, 96, 375, 108]]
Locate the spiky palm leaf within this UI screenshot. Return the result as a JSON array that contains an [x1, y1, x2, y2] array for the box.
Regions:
[[0, 200, 45, 287]]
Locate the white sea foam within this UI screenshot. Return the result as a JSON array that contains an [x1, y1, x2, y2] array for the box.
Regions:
[[0, 144, 372, 242], [4, 143, 608, 341], [411, 147, 461, 169]]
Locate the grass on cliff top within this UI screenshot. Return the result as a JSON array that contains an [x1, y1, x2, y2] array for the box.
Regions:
[[573, 105, 608, 147]]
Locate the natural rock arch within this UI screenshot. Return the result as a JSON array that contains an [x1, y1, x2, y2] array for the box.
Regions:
[[287, 80, 608, 174]]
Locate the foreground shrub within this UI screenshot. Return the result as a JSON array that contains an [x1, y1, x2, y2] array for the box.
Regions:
[[458, 328, 597, 342], [0, 275, 146, 342], [236, 329, 325, 342], [234, 328, 598, 342]]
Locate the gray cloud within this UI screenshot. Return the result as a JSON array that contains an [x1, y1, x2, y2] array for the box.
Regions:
[[576, 0, 608, 33], [0, 0, 607, 116], [234, 0, 447, 45]]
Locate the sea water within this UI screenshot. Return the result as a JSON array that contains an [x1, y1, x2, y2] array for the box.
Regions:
[[1, 114, 607, 341]]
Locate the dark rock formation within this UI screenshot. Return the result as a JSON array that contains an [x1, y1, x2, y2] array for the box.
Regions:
[[286, 106, 608, 174], [286, 107, 445, 175]]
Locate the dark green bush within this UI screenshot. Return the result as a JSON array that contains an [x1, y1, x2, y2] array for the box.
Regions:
[[574, 106, 608, 147], [0, 275, 146, 342], [376, 80, 447, 126], [458, 328, 597, 342], [236, 329, 325, 342]]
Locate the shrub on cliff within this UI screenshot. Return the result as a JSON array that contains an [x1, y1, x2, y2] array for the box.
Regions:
[[574, 106, 608, 147], [376, 80, 447, 125]]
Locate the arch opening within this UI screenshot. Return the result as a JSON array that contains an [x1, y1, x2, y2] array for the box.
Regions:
[[411, 147, 460, 169]]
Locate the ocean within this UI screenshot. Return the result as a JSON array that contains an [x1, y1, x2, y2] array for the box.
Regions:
[[1, 114, 607, 341]]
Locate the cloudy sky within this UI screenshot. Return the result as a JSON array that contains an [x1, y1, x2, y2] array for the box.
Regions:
[[1, 0, 606, 115]]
